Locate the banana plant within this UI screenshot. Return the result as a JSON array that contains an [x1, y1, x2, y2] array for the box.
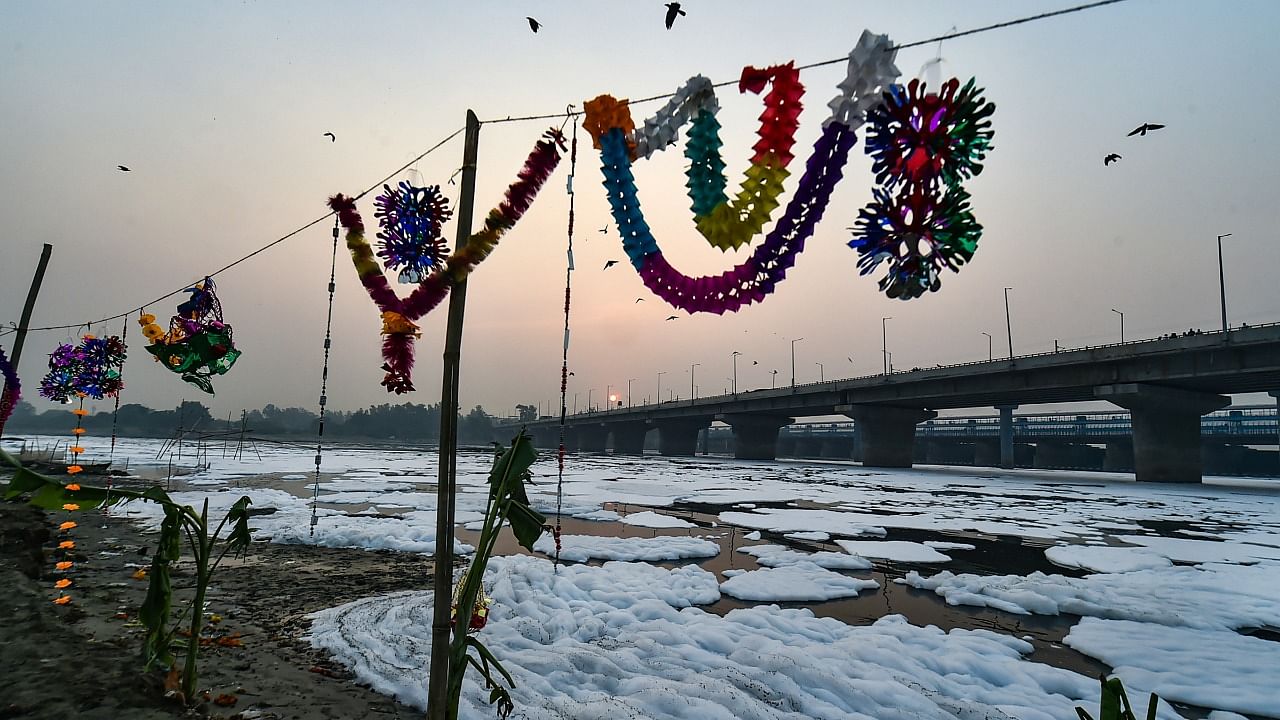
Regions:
[[446, 432, 545, 720], [1076, 675, 1159, 720], [1, 447, 251, 702]]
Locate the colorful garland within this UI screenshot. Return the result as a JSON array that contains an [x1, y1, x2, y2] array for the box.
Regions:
[[53, 403, 89, 605], [374, 182, 453, 283], [612, 66, 803, 252], [0, 345, 19, 432], [585, 31, 899, 314], [38, 335, 126, 403], [331, 127, 565, 394], [139, 277, 242, 394], [849, 77, 995, 300]]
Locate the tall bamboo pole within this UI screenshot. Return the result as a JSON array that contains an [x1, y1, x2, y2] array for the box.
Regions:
[[426, 110, 480, 720], [0, 243, 53, 436]]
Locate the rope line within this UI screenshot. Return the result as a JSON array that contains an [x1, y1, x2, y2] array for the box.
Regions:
[[17, 127, 465, 334], [480, 0, 1130, 125]]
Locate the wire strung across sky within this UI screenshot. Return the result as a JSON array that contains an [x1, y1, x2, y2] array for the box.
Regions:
[[11, 0, 1130, 335]]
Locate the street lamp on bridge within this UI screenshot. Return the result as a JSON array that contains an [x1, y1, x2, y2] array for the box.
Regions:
[[1003, 287, 1014, 359], [657, 371, 665, 406], [627, 378, 636, 407], [690, 363, 700, 401], [816, 362, 824, 382], [790, 338, 803, 388], [1217, 233, 1232, 335], [731, 351, 742, 394], [981, 332, 993, 361], [881, 317, 892, 376], [1111, 308, 1125, 344], [770, 369, 778, 388]]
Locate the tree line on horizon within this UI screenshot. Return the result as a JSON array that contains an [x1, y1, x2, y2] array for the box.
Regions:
[[3, 399, 536, 445]]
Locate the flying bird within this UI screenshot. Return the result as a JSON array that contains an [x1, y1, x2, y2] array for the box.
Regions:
[[1104, 153, 1121, 166], [665, 315, 679, 321], [752, 360, 759, 365], [1127, 123, 1165, 137], [664, 2, 686, 29], [603, 260, 620, 270], [116, 165, 131, 172], [323, 132, 336, 142], [599, 225, 609, 234], [526, 16, 541, 33], [635, 298, 645, 303]]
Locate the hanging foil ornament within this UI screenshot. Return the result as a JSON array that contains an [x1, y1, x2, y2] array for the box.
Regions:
[[0, 345, 19, 430], [140, 277, 241, 394], [38, 335, 126, 403], [374, 182, 453, 283], [849, 76, 995, 300]]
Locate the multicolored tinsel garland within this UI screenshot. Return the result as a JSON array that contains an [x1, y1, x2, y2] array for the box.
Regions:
[[139, 277, 242, 394], [585, 31, 899, 314], [608, 66, 803, 252], [38, 335, 126, 403], [849, 77, 995, 300], [374, 182, 453, 283], [331, 127, 565, 394], [0, 346, 19, 432]]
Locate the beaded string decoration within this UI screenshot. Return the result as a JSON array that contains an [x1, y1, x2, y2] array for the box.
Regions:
[[584, 31, 900, 314], [329, 127, 565, 394], [139, 277, 242, 394], [309, 218, 341, 536], [553, 117, 579, 570], [848, 77, 995, 299]]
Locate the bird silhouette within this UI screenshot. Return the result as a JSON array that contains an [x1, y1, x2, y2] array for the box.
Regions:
[[116, 165, 131, 172], [635, 298, 645, 303], [664, 2, 686, 29], [1104, 153, 1121, 166], [665, 315, 679, 321], [526, 16, 541, 32], [603, 260, 619, 270], [323, 132, 336, 142], [846, 357, 854, 363], [599, 225, 609, 234], [1127, 123, 1165, 137], [752, 360, 759, 365]]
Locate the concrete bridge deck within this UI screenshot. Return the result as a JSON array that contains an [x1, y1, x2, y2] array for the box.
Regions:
[[500, 324, 1280, 483]]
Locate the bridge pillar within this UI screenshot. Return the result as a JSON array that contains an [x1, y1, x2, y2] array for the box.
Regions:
[[820, 436, 855, 459], [1096, 384, 1229, 483], [1103, 439, 1134, 472], [577, 423, 609, 453], [530, 426, 559, 450], [776, 434, 797, 458], [608, 421, 649, 454], [851, 424, 864, 462], [837, 404, 937, 468], [997, 404, 1018, 469], [719, 414, 793, 461], [654, 417, 711, 457]]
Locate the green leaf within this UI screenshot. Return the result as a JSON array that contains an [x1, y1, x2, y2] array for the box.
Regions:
[[488, 432, 537, 500], [224, 496, 253, 558], [467, 636, 516, 689], [506, 501, 546, 552]]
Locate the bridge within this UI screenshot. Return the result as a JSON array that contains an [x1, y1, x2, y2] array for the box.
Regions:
[[502, 324, 1280, 483]]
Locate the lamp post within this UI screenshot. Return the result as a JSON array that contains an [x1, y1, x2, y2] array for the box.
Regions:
[[1111, 308, 1125, 343], [627, 378, 636, 407], [881, 317, 892, 375], [790, 338, 803, 388], [770, 369, 778, 388], [731, 351, 742, 394], [1217, 233, 1232, 335], [587, 388, 594, 413], [690, 363, 700, 400], [981, 332, 992, 361], [573, 392, 578, 414], [1003, 287, 1014, 359], [657, 371, 665, 405], [606, 384, 612, 412], [816, 362, 824, 382]]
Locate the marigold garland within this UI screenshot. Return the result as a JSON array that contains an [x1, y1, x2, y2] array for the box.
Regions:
[[585, 31, 899, 314], [849, 76, 995, 300], [330, 127, 565, 394]]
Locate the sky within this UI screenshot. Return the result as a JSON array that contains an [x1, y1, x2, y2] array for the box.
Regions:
[[3, 0, 1280, 421]]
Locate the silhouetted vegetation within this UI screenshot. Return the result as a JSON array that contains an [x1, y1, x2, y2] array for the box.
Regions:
[[4, 400, 504, 445]]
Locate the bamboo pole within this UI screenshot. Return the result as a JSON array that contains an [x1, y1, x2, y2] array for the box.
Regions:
[[426, 109, 480, 720], [0, 243, 53, 436]]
